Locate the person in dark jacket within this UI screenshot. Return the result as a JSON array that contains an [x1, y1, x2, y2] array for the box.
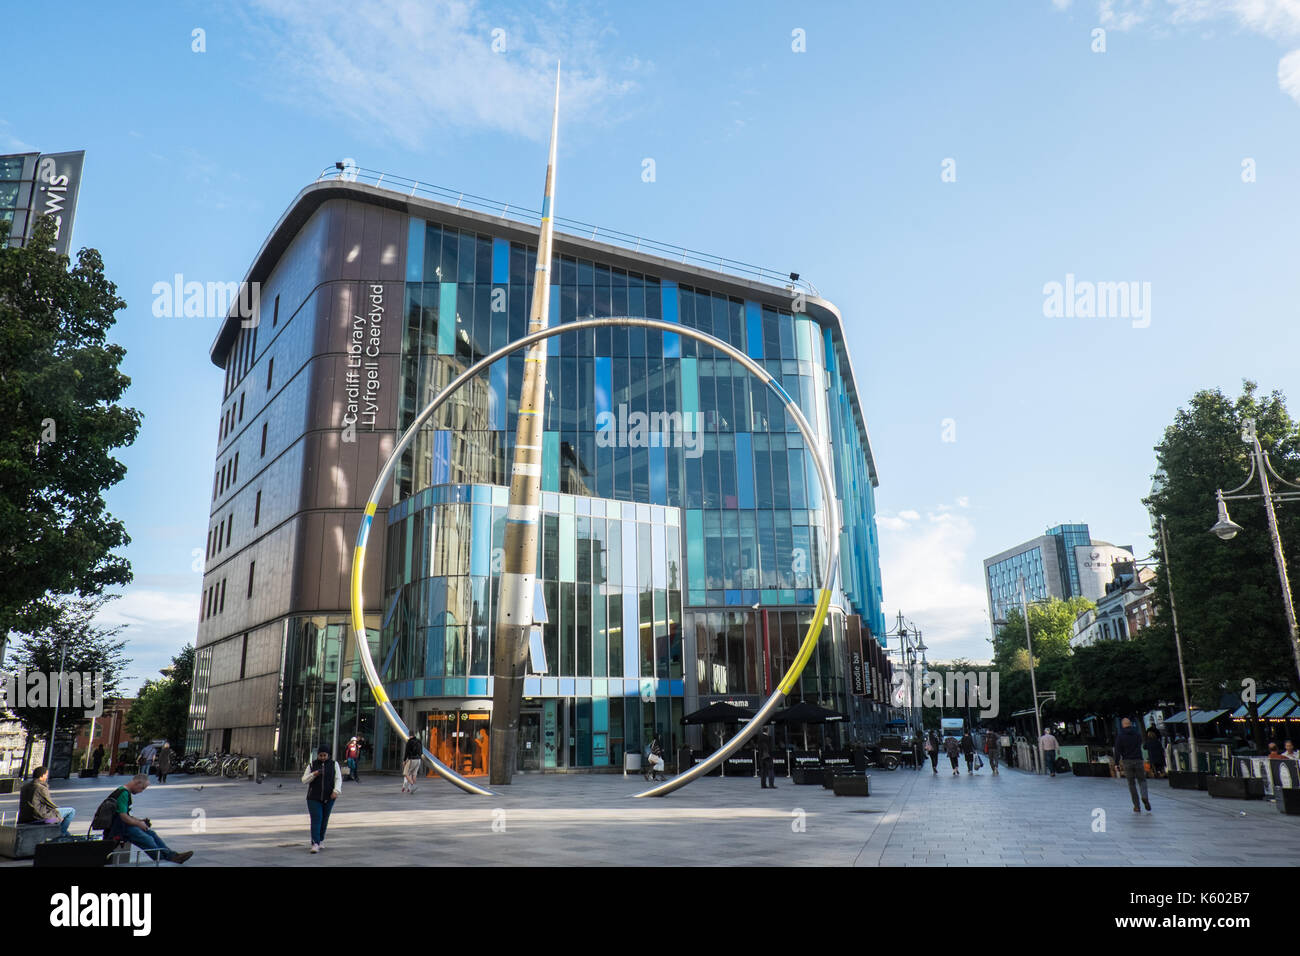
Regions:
[[944, 736, 961, 775], [91, 744, 105, 776], [1115, 718, 1150, 812], [156, 743, 173, 783], [1144, 728, 1166, 778], [303, 744, 343, 853], [959, 732, 976, 773], [18, 766, 76, 835], [757, 728, 776, 789], [402, 734, 423, 794], [926, 731, 940, 773]]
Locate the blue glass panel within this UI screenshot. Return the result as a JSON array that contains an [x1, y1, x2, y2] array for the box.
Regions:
[[650, 445, 667, 505], [468, 677, 488, 696], [470, 503, 491, 576], [432, 430, 451, 485], [489, 358, 507, 431], [576, 678, 592, 696], [745, 301, 764, 359], [594, 355, 611, 417], [734, 432, 755, 509], [725, 589, 741, 605], [406, 218, 424, 283], [524, 677, 542, 696], [542, 677, 559, 697], [670, 680, 684, 697], [622, 520, 637, 587], [662, 279, 680, 357], [560, 678, 575, 696], [492, 237, 510, 284]]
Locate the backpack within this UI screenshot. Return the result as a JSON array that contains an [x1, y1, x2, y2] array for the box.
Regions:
[[91, 787, 127, 831]]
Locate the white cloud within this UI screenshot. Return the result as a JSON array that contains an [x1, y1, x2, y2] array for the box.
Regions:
[[876, 504, 990, 659], [244, 0, 637, 147], [1053, 0, 1073, 9], [1060, 0, 1300, 102], [94, 587, 199, 694], [1279, 47, 1300, 101]]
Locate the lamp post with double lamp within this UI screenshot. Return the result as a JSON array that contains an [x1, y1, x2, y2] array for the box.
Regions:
[[1209, 417, 1300, 690], [884, 612, 924, 735], [995, 576, 1047, 774]]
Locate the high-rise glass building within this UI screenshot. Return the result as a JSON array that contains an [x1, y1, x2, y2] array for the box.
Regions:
[[190, 172, 888, 772]]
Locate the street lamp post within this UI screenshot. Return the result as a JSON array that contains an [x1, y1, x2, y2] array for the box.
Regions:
[[1210, 417, 1300, 690], [1155, 515, 1198, 772], [1018, 575, 1045, 774]]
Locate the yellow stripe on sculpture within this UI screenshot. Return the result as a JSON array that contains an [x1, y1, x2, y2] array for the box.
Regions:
[[778, 588, 833, 695]]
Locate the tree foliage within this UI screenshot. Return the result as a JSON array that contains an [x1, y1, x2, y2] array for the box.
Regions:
[[1143, 382, 1300, 700], [3, 593, 130, 737], [125, 644, 195, 748], [0, 215, 140, 640]]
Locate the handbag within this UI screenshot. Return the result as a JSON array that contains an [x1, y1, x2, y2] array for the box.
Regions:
[[975, 754, 984, 770]]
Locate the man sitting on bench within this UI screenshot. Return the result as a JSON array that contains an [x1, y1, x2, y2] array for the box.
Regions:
[[18, 766, 75, 836], [105, 774, 193, 864]]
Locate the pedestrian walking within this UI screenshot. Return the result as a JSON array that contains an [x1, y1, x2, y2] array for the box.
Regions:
[[985, 731, 1000, 775], [757, 727, 776, 789], [156, 743, 172, 784], [944, 735, 960, 775], [345, 736, 361, 782], [1144, 728, 1166, 778], [960, 731, 976, 773], [911, 731, 924, 770], [91, 744, 105, 776], [926, 731, 940, 773], [303, 744, 343, 853], [1115, 718, 1150, 812], [644, 733, 665, 781], [1039, 729, 1060, 776], [402, 734, 423, 794]]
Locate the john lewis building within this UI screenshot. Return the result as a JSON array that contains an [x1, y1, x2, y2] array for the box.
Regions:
[[189, 172, 889, 773]]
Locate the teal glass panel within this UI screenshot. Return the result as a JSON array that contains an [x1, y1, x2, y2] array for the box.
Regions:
[[681, 357, 699, 416], [437, 282, 457, 355], [796, 317, 814, 363], [686, 510, 705, 592], [406, 218, 424, 283], [542, 431, 560, 492]]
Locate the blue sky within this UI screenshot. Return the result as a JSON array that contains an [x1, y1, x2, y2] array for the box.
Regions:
[[4, 0, 1300, 689]]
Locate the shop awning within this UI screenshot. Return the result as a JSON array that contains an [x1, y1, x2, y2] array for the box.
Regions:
[[1165, 709, 1228, 725]]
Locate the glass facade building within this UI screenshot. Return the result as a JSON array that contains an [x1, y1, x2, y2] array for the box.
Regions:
[[190, 176, 887, 772], [983, 523, 1094, 631]]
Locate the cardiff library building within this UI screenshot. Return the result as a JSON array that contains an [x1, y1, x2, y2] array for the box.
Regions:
[[188, 170, 889, 775]]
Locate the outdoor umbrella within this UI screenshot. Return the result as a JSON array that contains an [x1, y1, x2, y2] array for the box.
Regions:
[[681, 702, 756, 755], [772, 702, 846, 750]]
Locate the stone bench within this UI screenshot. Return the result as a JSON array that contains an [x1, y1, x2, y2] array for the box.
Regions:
[[0, 823, 63, 859]]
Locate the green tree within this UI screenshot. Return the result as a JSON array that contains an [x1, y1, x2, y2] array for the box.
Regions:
[[0, 215, 140, 652], [990, 597, 1092, 720], [4, 594, 130, 769], [125, 644, 195, 748], [1143, 383, 1300, 710]]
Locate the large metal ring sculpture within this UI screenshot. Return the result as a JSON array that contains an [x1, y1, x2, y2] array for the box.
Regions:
[[350, 316, 839, 798]]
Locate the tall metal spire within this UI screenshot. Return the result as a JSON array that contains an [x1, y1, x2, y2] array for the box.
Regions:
[[489, 63, 560, 785]]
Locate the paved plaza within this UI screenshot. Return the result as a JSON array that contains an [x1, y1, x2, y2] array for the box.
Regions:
[[4, 763, 1298, 866]]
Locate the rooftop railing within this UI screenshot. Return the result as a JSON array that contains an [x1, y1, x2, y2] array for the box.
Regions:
[[316, 163, 820, 296]]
